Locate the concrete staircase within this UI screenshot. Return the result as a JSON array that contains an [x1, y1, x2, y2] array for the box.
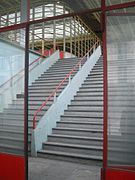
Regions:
[[0, 57, 85, 155], [37, 57, 103, 165]]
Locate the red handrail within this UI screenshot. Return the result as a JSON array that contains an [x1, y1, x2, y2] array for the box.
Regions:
[[0, 17, 48, 88], [0, 55, 43, 88], [32, 41, 100, 129]]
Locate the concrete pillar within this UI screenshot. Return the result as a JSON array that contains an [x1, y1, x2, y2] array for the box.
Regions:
[[63, 5, 66, 57], [53, 2, 56, 51], [74, 18, 77, 56], [21, 0, 30, 22], [20, 0, 30, 46], [70, 18, 73, 57]]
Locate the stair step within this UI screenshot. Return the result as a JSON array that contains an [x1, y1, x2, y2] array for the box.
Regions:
[[79, 88, 103, 92], [38, 76, 73, 81], [67, 106, 103, 111], [0, 128, 31, 138], [86, 76, 103, 80], [29, 84, 66, 89], [29, 92, 61, 97], [48, 134, 103, 146], [35, 78, 70, 83], [9, 103, 51, 109], [32, 80, 68, 85], [57, 121, 103, 129], [77, 91, 103, 96], [0, 135, 28, 147], [61, 115, 103, 122], [41, 71, 78, 77], [71, 100, 103, 106], [43, 69, 78, 75], [64, 110, 103, 118], [74, 96, 103, 101], [31, 81, 68, 86], [82, 84, 103, 88], [2, 109, 45, 116], [43, 142, 103, 156], [88, 73, 103, 78], [38, 149, 102, 165], [0, 114, 40, 121], [0, 121, 33, 129], [0, 143, 24, 155], [52, 127, 103, 137]]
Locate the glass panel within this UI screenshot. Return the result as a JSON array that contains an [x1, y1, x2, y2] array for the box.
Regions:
[[0, 1, 22, 26], [107, 14, 135, 166], [106, 0, 135, 6], [0, 28, 26, 179]]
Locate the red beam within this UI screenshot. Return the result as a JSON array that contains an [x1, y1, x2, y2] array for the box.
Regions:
[[0, 1, 135, 33], [107, 12, 135, 16], [0, 7, 101, 33], [0, 22, 27, 33], [106, 1, 135, 11]]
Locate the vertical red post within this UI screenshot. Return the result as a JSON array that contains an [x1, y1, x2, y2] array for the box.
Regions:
[[23, 1, 30, 179], [101, 0, 108, 179], [24, 24, 30, 180]]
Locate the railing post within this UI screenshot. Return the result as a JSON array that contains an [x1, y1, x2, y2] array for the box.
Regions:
[[93, 45, 96, 52], [68, 75, 71, 84], [79, 63, 81, 71], [42, 40, 45, 56], [49, 50, 51, 56], [87, 53, 89, 60], [54, 92, 57, 103]]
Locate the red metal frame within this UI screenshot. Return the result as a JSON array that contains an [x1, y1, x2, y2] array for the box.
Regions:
[[0, 1, 135, 33], [33, 41, 100, 129], [0, 7, 101, 33], [0, 153, 25, 180], [104, 167, 135, 180], [101, 1, 135, 180], [0, 26, 27, 180], [24, 25, 30, 180], [102, 0, 108, 179], [0, 1, 135, 179], [106, 1, 135, 11], [107, 12, 135, 16]]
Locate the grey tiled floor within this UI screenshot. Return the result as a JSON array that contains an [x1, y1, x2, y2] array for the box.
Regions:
[[29, 157, 101, 180]]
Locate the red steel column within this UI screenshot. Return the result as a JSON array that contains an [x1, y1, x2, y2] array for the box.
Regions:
[[101, 0, 108, 179]]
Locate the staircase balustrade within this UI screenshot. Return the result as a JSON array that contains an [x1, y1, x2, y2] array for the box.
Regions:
[[31, 41, 101, 156]]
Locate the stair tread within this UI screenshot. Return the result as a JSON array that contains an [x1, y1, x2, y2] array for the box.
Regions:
[[0, 143, 23, 149], [44, 142, 103, 150], [48, 134, 103, 140], [58, 121, 103, 125], [0, 128, 31, 134], [0, 135, 24, 141], [61, 115, 103, 118], [65, 109, 103, 112], [53, 127, 103, 132], [38, 149, 103, 160]]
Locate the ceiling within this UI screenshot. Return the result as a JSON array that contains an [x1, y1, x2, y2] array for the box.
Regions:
[[0, 0, 101, 38], [0, 0, 135, 39]]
